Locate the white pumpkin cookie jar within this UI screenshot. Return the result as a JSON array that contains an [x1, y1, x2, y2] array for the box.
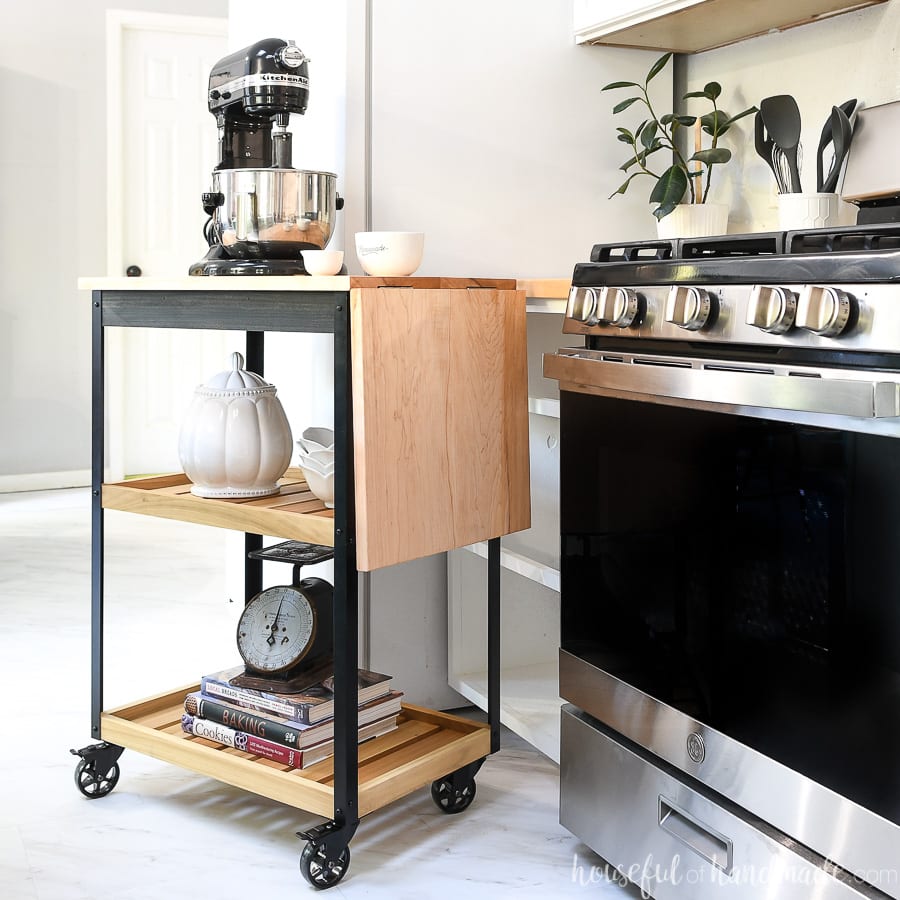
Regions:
[[178, 351, 293, 498]]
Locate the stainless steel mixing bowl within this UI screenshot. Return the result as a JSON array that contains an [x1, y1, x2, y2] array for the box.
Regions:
[[211, 168, 340, 258]]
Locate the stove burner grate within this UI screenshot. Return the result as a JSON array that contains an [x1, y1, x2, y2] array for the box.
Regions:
[[587, 222, 900, 265]]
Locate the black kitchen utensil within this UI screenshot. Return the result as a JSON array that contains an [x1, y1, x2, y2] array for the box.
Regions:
[[822, 104, 855, 194], [754, 110, 784, 193], [760, 95, 802, 193], [817, 99, 857, 192]]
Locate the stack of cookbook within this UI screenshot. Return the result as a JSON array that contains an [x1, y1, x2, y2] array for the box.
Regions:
[[181, 665, 402, 770]]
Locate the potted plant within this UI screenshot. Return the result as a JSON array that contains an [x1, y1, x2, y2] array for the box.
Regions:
[[603, 52, 756, 237]]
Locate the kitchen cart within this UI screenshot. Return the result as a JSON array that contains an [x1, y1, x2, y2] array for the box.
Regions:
[[71, 276, 530, 889]]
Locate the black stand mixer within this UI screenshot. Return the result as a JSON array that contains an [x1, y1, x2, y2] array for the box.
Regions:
[[189, 38, 344, 276]]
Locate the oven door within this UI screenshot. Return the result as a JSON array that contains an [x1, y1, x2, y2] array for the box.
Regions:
[[546, 348, 900, 895]]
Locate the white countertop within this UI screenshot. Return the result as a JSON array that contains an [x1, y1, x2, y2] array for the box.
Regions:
[[78, 275, 571, 298]]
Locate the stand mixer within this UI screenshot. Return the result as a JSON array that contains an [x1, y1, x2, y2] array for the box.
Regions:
[[189, 38, 344, 276]]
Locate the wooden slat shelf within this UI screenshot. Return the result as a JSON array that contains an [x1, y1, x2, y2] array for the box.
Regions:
[[100, 687, 491, 818], [102, 469, 336, 546]]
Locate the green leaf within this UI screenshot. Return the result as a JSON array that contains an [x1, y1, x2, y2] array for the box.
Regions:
[[622, 142, 663, 171], [640, 121, 659, 149], [682, 90, 708, 100], [609, 171, 647, 198], [613, 97, 641, 114], [617, 133, 634, 143], [646, 53, 672, 83], [649, 164, 688, 217], [700, 110, 726, 135], [602, 80, 639, 91], [674, 115, 697, 126], [721, 106, 757, 128], [690, 147, 731, 165], [659, 113, 675, 125], [704, 81, 722, 100], [653, 199, 681, 221]]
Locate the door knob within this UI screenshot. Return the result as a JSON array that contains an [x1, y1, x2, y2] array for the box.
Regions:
[[126, 265, 142, 277]]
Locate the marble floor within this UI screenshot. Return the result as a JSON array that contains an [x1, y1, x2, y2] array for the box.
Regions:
[[0, 488, 637, 900]]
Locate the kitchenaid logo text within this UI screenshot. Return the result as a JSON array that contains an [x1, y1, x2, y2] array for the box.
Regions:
[[571, 854, 899, 897], [211, 73, 309, 100], [357, 245, 386, 256]]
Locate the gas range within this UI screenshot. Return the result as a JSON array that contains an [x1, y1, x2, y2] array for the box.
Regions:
[[546, 221, 900, 900], [565, 223, 900, 359]]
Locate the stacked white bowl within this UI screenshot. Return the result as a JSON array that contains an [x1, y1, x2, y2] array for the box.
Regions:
[[296, 427, 335, 508]]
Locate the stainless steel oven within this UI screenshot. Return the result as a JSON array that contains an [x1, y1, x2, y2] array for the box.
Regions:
[[544, 227, 900, 900]]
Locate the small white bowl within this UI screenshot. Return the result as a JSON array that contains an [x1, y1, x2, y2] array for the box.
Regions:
[[298, 427, 335, 453], [301, 250, 344, 276], [299, 464, 334, 508], [296, 454, 335, 477], [355, 232, 424, 277], [296, 445, 335, 469]]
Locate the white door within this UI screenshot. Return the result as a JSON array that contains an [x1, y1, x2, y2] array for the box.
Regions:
[[107, 13, 230, 477]]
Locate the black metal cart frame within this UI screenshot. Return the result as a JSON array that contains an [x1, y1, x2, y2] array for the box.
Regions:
[[75, 286, 501, 887]]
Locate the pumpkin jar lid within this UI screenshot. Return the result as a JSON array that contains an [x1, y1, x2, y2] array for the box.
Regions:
[[197, 351, 277, 397]]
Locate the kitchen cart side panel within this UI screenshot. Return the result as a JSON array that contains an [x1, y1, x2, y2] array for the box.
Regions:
[[350, 287, 531, 571]]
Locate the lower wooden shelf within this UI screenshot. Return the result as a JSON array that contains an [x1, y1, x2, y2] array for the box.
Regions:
[[100, 687, 491, 819]]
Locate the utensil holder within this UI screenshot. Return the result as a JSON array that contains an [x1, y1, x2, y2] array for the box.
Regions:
[[777, 193, 841, 230]]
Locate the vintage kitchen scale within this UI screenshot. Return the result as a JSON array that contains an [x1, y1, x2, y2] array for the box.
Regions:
[[232, 540, 335, 692]]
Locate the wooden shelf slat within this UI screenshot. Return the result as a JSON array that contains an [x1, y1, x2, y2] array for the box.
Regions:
[[103, 469, 335, 546], [100, 687, 490, 819]]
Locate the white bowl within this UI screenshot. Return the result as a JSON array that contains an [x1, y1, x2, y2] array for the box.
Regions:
[[299, 464, 334, 508], [296, 454, 335, 477], [296, 445, 335, 469], [301, 249, 344, 276], [355, 231, 424, 277], [299, 427, 334, 453]]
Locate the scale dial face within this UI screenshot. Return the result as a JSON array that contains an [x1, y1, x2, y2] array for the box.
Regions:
[[236, 585, 317, 673]]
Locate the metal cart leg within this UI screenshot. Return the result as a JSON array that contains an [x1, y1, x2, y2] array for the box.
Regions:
[[297, 295, 358, 889], [429, 536, 498, 814], [71, 290, 124, 798], [244, 331, 265, 597], [488, 535, 501, 754]]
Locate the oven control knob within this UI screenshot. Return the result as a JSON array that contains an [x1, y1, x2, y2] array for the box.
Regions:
[[796, 285, 854, 337], [598, 287, 640, 328], [746, 285, 797, 334], [567, 286, 599, 324], [665, 286, 714, 331]]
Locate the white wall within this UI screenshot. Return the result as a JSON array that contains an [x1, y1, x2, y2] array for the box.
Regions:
[[681, 0, 900, 233], [0, 0, 226, 487], [367, 0, 667, 277]]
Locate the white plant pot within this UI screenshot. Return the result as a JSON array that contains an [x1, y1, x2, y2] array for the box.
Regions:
[[178, 352, 293, 498], [656, 203, 729, 240]]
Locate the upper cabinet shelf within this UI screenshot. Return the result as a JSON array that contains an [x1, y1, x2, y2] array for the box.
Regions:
[[573, 0, 888, 53]]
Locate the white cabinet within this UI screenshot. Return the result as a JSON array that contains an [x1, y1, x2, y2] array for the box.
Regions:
[[574, 0, 888, 54], [448, 285, 576, 763]]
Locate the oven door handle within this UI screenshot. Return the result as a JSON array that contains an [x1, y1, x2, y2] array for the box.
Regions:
[[543, 350, 900, 419]]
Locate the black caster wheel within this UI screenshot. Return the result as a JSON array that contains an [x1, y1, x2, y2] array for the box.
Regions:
[[431, 775, 476, 814], [300, 840, 350, 889], [74, 757, 120, 799]]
